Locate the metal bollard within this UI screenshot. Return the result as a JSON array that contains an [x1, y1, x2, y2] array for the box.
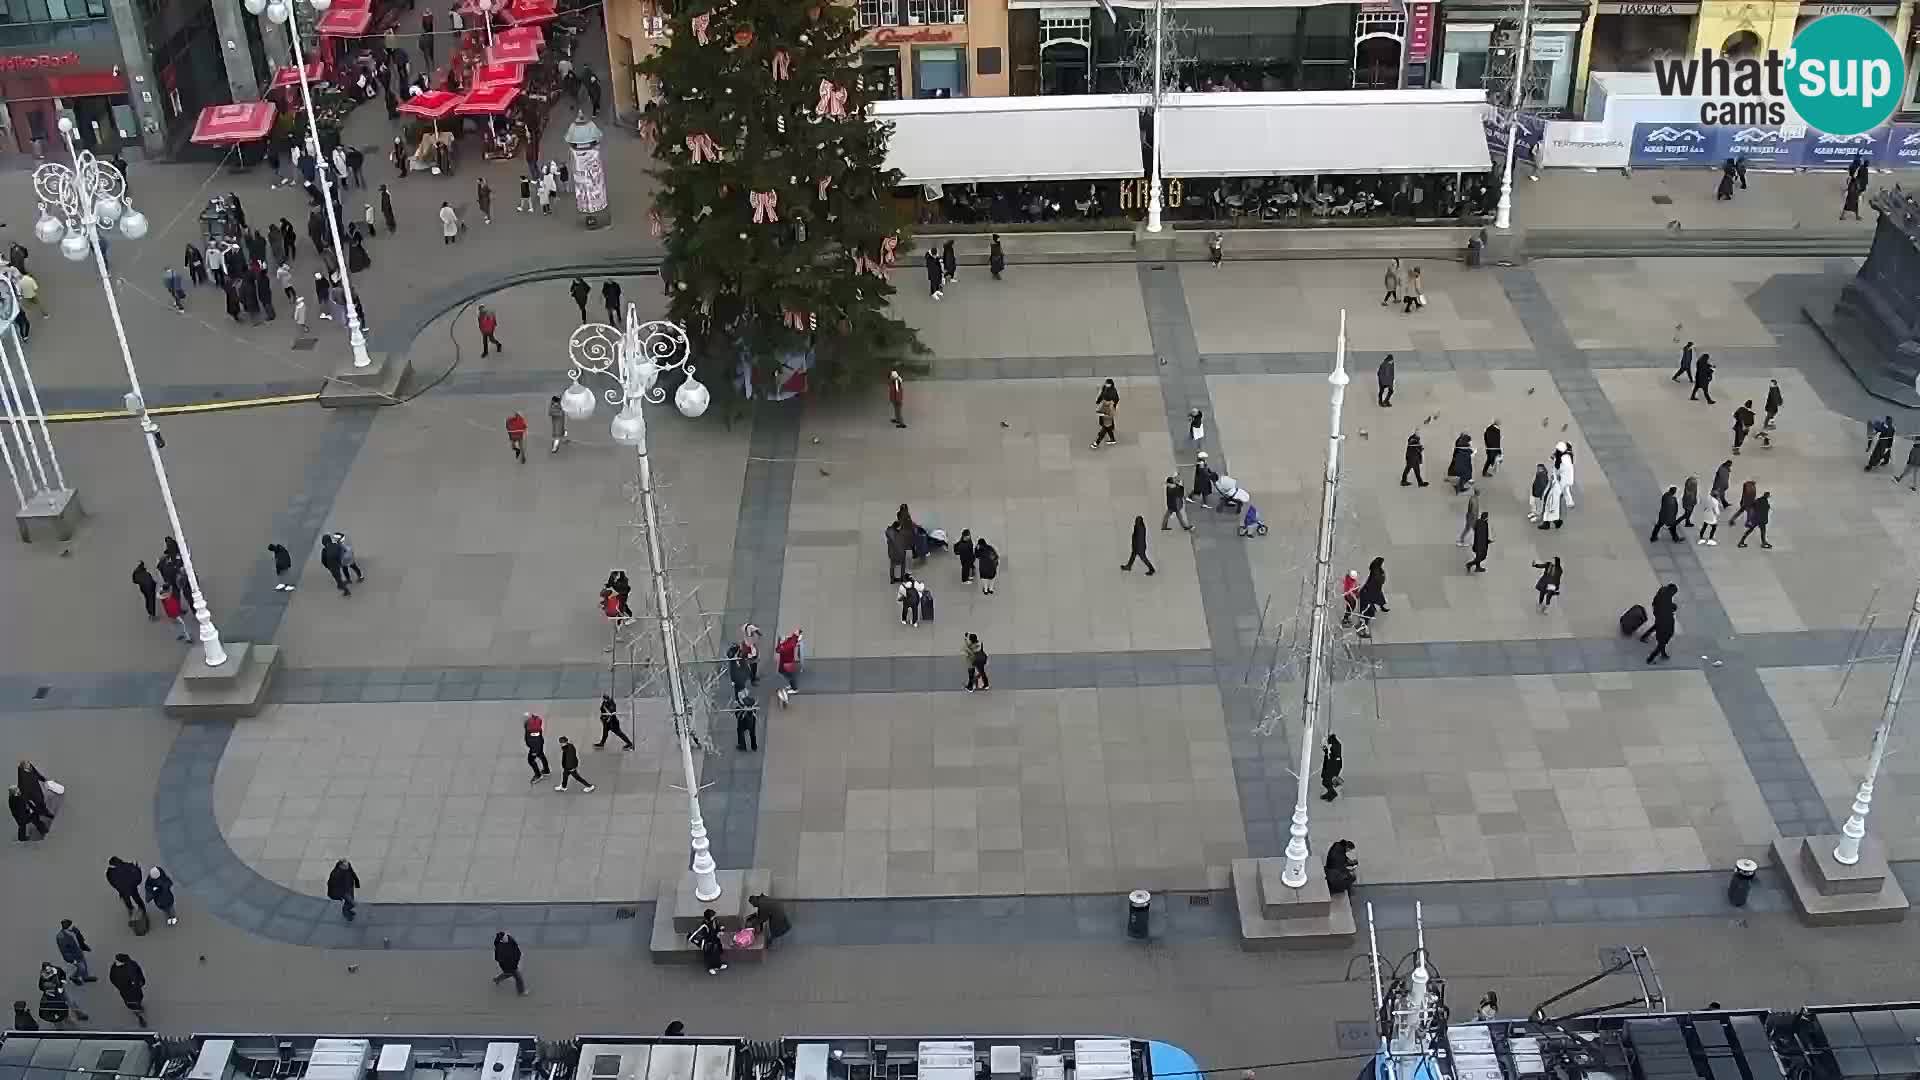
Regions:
[[1727, 858, 1757, 906], [1126, 889, 1151, 940]]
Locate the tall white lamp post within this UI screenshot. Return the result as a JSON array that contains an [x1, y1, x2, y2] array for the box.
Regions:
[[244, 0, 374, 370], [558, 307, 721, 901], [1098, 0, 1166, 232], [1834, 582, 1920, 865], [33, 118, 232, 668], [1281, 310, 1349, 889], [1493, 0, 1532, 232], [0, 273, 80, 540]]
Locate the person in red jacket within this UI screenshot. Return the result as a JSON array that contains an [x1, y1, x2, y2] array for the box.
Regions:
[[774, 628, 804, 705], [887, 370, 906, 429], [160, 584, 188, 641], [478, 304, 504, 356], [505, 411, 528, 463]]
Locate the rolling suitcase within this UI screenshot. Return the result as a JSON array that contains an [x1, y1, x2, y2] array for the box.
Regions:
[[919, 588, 934, 623], [1620, 604, 1648, 637], [128, 908, 150, 937]]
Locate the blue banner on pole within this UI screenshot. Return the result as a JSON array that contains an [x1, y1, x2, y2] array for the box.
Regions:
[[1485, 109, 1545, 165], [1877, 123, 1920, 167], [1628, 123, 1910, 168], [1804, 129, 1882, 169]]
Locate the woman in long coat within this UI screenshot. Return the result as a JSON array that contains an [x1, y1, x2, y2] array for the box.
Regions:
[[1448, 433, 1474, 492], [1539, 452, 1566, 530], [1528, 463, 1550, 522], [1555, 443, 1577, 509]]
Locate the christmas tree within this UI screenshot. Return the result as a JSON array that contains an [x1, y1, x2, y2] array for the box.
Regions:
[[638, 0, 925, 396]]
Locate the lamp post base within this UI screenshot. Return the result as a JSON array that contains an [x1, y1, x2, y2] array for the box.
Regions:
[[1228, 857, 1356, 950], [317, 349, 414, 408], [15, 486, 83, 543], [1770, 835, 1909, 926], [162, 641, 281, 718], [649, 866, 772, 964]]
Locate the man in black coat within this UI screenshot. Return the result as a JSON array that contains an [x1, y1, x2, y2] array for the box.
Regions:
[[10, 786, 49, 842], [1690, 354, 1715, 403], [1376, 354, 1395, 407], [326, 859, 360, 921], [555, 737, 593, 792], [319, 535, 351, 596], [735, 690, 759, 752], [492, 931, 526, 994], [105, 857, 145, 917], [131, 561, 158, 619], [1318, 733, 1344, 801], [1650, 486, 1683, 543], [107, 954, 145, 1025], [1161, 475, 1190, 531], [1400, 433, 1427, 487], [602, 279, 622, 325]]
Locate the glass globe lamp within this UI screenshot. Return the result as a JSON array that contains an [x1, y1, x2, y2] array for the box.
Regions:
[[119, 209, 149, 239], [34, 213, 64, 246], [59, 230, 89, 262], [560, 380, 596, 421], [610, 404, 644, 446], [675, 376, 710, 418]]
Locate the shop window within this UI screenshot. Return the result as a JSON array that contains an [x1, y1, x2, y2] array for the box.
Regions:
[[906, 0, 964, 25], [977, 46, 1000, 74], [857, 0, 896, 29]]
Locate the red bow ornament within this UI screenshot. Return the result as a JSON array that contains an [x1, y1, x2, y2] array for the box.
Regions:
[[816, 176, 831, 200], [852, 252, 875, 275], [638, 117, 658, 141], [750, 190, 779, 223], [783, 307, 809, 331], [691, 13, 711, 43], [880, 234, 899, 267], [815, 79, 848, 119], [648, 209, 664, 237], [686, 132, 720, 163], [771, 49, 791, 80]]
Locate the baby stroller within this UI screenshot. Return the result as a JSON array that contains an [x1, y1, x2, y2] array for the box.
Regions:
[[1214, 476, 1249, 514], [1238, 503, 1268, 537]]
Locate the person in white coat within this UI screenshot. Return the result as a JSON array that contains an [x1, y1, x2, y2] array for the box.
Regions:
[[1698, 488, 1723, 545], [1554, 442, 1577, 511], [438, 201, 459, 244], [1538, 455, 1567, 531]]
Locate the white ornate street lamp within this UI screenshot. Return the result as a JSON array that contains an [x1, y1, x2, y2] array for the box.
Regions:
[[33, 117, 232, 668], [1493, 0, 1533, 232], [243, 0, 374, 370], [1834, 582, 1920, 865], [0, 274, 79, 539], [559, 306, 721, 901]]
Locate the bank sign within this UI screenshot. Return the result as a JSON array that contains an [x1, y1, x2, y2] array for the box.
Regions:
[[1627, 121, 1920, 166]]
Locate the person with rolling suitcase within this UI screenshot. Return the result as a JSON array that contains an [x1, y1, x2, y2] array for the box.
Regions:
[[919, 580, 935, 624], [1620, 603, 1648, 638]]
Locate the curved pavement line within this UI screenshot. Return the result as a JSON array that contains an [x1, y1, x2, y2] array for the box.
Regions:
[[46, 393, 320, 422]]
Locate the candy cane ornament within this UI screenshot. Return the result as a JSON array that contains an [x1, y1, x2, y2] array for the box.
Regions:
[[750, 190, 780, 223]]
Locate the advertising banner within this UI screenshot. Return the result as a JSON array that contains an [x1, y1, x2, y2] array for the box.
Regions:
[[1803, 129, 1882, 167], [1540, 120, 1629, 168], [1627, 122, 1718, 165], [1878, 122, 1920, 166], [1485, 108, 1546, 164], [1627, 122, 1910, 167]]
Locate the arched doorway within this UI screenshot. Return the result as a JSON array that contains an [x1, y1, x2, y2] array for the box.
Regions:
[[1041, 40, 1091, 94], [1353, 34, 1403, 89], [1721, 29, 1763, 58]]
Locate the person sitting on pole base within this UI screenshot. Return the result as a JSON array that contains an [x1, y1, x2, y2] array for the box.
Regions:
[[1325, 839, 1358, 894]]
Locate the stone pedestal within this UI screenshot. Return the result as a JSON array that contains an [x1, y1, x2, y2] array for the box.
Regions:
[[162, 642, 281, 718], [1133, 224, 1177, 264], [1770, 835, 1909, 926], [317, 350, 412, 408], [648, 867, 772, 964], [1483, 226, 1527, 266], [1805, 188, 1920, 408], [15, 487, 81, 543], [1229, 857, 1356, 949]]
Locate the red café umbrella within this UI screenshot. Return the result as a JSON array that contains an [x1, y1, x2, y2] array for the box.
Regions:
[[454, 83, 520, 115], [316, 2, 372, 35], [190, 101, 277, 145], [397, 89, 463, 120], [269, 61, 327, 90], [506, 0, 558, 24], [496, 23, 543, 46], [470, 62, 525, 89], [484, 37, 542, 65]]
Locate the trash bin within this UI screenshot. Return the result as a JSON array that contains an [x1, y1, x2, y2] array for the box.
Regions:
[[1466, 234, 1486, 269], [1126, 889, 1151, 939], [1727, 858, 1758, 906]]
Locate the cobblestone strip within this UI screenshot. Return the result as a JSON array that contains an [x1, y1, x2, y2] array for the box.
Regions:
[[1136, 264, 1296, 859], [1497, 268, 1834, 837]]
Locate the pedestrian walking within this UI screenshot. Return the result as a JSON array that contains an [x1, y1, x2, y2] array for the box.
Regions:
[[1672, 341, 1693, 383], [1732, 400, 1755, 454], [1698, 487, 1723, 545], [964, 632, 991, 691], [55, 920, 93, 983], [37, 964, 86, 1025], [1377, 353, 1395, 406], [1842, 175, 1863, 220], [160, 584, 188, 638], [1092, 397, 1117, 448], [184, 243, 207, 286], [105, 857, 146, 918], [1527, 462, 1549, 522], [476, 177, 493, 224], [940, 238, 958, 284], [1712, 458, 1732, 508], [1456, 484, 1481, 546], [1465, 512, 1491, 572], [1448, 433, 1474, 492], [975, 538, 999, 595], [888, 369, 907, 428], [1532, 556, 1563, 611], [313, 271, 331, 319], [523, 712, 551, 781], [1764, 378, 1783, 431], [1716, 160, 1737, 201], [319, 535, 351, 596], [1679, 475, 1699, 527], [733, 690, 758, 751], [1738, 477, 1757, 529], [267, 543, 296, 591], [537, 170, 555, 214], [1191, 451, 1218, 507], [478, 305, 504, 356], [1400, 432, 1427, 486], [326, 858, 360, 921], [989, 234, 1006, 279], [1122, 515, 1156, 575], [293, 295, 309, 338], [1319, 733, 1343, 801], [1482, 420, 1502, 475], [1402, 267, 1425, 313], [1381, 258, 1402, 306], [438, 201, 459, 244], [144, 866, 177, 925], [10, 785, 48, 841], [546, 395, 568, 452], [951, 528, 976, 584], [586, 69, 603, 115], [885, 521, 910, 584], [132, 561, 158, 619], [331, 532, 364, 584], [108, 954, 145, 1025], [555, 737, 594, 792], [12, 1000, 36, 1030], [492, 931, 527, 994], [1738, 492, 1773, 549], [506, 411, 528, 463], [595, 693, 635, 750], [1896, 437, 1920, 490], [897, 575, 922, 626], [17, 759, 50, 820], [1539, 460, 1567, 531], [1554, 443, 1577, 513], [569, 277, 590, 323], [1651, 485, 1683, 542], [518, 174, 534, 213], [1162, 475, 1191, 531], [1691, 353, 1716, 403], [1208, 231, 1224, 266], [275, 261, 295, 301], [924, 249, 944, 299], [1354, 557, 1389, 637], [1645, 583, 1679, 663], [602, 279, 622, 324], [688, 909, 728, 974], [379, 185, 396, 233], [1868, 417, 1897, 470], [163, 267, 186, 312]]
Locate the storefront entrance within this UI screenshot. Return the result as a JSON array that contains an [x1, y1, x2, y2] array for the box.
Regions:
[[1586, 6, 1696, 73]]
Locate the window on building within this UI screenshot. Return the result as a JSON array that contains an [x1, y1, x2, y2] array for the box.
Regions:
[[857, 0, 896, 29], [906, 0, 964, 25]]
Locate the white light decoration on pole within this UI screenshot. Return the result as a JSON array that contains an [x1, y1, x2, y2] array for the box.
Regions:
[[1493, 0, 1532, 232], [0, 274, 77, 533], [1099, 0, 1165, 232], [1834, 582, 1920, 865], [562, 307, 721, 902], [244, 0, 374, 370], [1281, 310, 1349, 890], [32, 117, 230, 668]]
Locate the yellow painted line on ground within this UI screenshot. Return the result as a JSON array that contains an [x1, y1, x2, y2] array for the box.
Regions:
[[39, 392, 320, 423]]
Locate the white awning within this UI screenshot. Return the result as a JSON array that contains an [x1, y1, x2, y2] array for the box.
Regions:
[[1159, 92, 1493, 176], [873, 96, 1148, 184]]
